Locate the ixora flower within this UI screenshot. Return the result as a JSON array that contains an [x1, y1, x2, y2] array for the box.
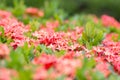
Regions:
[[32, 54, 57, 69], [0, 44, 9, 59], [0, 68, 18, 80], [93, 39, 120, 74], [113, 61, 120, 74], [0, 18, 30, 48], [0, 10, 12, 18], [25, 7, 44, 17], [104, 33, 119, 41], [95, 61, 110, 77], [101, 15, 120, 28], [32, 53, 82, 80], [33, 67, 48, 80], [66, 27, 83, 41], [46, 20, 59, 29], [32, 30, 68, 50]]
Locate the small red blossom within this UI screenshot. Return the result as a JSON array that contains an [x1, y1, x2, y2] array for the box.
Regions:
[[113, 61, 120, 74]]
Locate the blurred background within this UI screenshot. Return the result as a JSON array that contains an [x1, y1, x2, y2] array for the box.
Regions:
[[0, 0, 120, 20]]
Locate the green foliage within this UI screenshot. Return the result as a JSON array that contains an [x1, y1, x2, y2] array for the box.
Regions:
[[76, 57, 105, 80], [0, 27, 8, 43], [6, 47, 27, 70], [18, 69, 32, 80], [54, 9, 68, 23], [0, 0, 7, 9], [36, 44, 53, 54], [29, 20, 40, 32], [2, 0, 120, 19], [44, 0, 59, 18], [54, 50, 66, 57], [79, 22, 104, 49], [56, 75, 66, 80], [55, 22, 75, 32], [108, 74, 120, 80], [12, 0, 26, 17], [6, 43, 34, 69]]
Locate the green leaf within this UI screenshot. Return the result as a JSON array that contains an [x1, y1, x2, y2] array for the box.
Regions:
[[76, 57, 96, 80], [29, 20, 40, 32], [0, 27, 4, 35], [36, 44, 53, 54], [12, 0, 26, 17], [6, 47, 26, 70], [18, 69, 32, 80], [80, 22, 104, 49]]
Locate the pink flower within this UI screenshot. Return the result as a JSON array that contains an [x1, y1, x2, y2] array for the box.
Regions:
[[104, 33, 118, 41], [32, 30, 68, 50], [95, 62, 110, 77], [0, 68, 17, 80], [93, 39, 120, 74], [0, 44, 9, 59], [26, 7, 39, 15], [113, 61, 120, 74], [33, 67, 48, 80], [25, 7, 44, 17], [46, 20, 59, 29], [93, 16, 99, 23], [63, 51, 75, 59], [101, 15, 120, 28], [0, 18, 30, 48], [55, 58, 81, 78], [38, 10, 44, 17], [32, 54, 57, 69], [0, 10, 12, 18]]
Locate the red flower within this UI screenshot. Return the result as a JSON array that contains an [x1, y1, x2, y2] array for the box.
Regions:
[[113, 61, 120, 74], [93, 39, 120, 74], [101, 15, 120, 28], [32, 30, 68, 50], [32, 54, 57, 69], [0, 18, 29, 48]]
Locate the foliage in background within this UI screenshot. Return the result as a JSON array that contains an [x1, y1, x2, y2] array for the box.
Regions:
[[1, 0, 120, 20]]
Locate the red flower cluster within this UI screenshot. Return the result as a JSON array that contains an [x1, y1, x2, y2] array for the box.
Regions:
[[101, 15, 120, 28], [32, 53, 82, 80], [93, 37, 120, 74], [33, 30, 69, 50], [0, 18, 29, 49]]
